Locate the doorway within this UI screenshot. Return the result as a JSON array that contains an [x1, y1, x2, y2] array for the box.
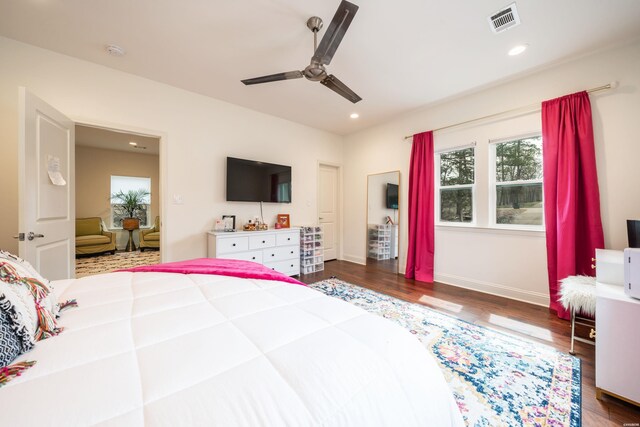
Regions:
[[318, 163, 340, 261], [366, 171, 400, 274], [74, 125, 161, 277]]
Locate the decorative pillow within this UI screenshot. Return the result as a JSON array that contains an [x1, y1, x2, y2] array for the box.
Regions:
[[0, 291, 34, 367], [0, 251, 58, 319], [0, 252, 61, 341]]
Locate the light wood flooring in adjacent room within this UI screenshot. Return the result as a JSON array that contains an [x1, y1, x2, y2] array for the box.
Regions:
[[298, 260, 640, 426]]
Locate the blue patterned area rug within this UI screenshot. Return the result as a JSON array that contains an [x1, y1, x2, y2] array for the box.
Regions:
[[309, 278, 581, 427]]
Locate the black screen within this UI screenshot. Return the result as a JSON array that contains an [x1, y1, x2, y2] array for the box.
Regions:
[[628, 220, 640, 248], [226, 157, 291, 203], [386, 183, 398, 209]]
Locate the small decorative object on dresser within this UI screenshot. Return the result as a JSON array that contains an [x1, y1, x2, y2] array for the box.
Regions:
[[300, 226, 324, 274], [277, 214, 290, 228], [207, 228, 300, 276], [222, 215, 236, 231]]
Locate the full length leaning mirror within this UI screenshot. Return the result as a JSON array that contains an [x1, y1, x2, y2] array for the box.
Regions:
[[366, 171, 400, 274]]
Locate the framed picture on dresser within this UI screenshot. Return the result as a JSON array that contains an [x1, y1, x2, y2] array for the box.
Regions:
[[222, 215, 236, 231], [277, 214, 290, 228]]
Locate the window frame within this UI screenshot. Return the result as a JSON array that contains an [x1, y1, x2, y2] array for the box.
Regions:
[[488, 133, 544, 231], [435, 144, 477, 227], [110, 175, 152, 229]]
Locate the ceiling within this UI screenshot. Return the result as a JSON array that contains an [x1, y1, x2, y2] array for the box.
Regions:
[[2, 1, 640, 135], [76, 125, 160, 155]]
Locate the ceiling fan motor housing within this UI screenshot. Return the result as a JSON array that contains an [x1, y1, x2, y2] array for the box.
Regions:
[[303, 63, 327, 81]]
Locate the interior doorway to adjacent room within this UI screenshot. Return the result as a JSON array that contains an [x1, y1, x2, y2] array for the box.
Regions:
[[74, 125, 161, 277]]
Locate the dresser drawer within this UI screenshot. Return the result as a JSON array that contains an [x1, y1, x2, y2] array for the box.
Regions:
[[276, 231, 299, 246], [264, 246, 298, 262], [249, 234, 276, 249], [264, 259, 300, 275], [217, 250, 263, 263], [216, 236, 249, 254]]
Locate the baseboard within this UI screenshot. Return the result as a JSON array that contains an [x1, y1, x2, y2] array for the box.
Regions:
[[341, 254, 366, 265], [434, 272, 549, 307]]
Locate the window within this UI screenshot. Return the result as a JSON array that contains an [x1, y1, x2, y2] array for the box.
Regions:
[[110, 175, 151, 228], [490, 135, 543, 228], [436, 146, 475, 224]]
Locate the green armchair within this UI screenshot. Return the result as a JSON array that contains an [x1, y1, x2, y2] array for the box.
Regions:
[[76, 217, 116, 255], [139, 216, 160, 251]]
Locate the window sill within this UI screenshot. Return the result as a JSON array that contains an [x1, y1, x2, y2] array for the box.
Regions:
[[436, 224, 545, 238]]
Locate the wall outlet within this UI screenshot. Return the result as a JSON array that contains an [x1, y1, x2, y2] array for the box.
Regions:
[[173, 194, 183, 205]]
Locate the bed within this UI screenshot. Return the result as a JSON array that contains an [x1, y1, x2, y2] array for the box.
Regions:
[[1, 260, 463, 426]]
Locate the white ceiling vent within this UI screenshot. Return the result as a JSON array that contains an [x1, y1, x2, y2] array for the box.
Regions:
[[488, 3, 521, 33]]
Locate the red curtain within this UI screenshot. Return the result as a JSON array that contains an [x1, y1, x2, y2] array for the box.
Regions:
[[405, 131, 435, 282], [542, 91, 604, 319]]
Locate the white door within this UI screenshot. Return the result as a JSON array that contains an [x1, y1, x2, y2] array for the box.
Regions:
[[318, 164, 339, 261], [18, 88, 75, 280]]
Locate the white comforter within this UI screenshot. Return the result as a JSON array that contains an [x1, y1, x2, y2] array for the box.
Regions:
[[1, 272, 463, 426]]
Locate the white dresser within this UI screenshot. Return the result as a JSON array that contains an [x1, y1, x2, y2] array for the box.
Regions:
[[207, 228, 300, 276], [595, 249, 640, 406]]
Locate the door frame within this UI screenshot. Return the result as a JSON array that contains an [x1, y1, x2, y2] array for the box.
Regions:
[[71, 116, 167, 263], [317, 161, 343, 261]]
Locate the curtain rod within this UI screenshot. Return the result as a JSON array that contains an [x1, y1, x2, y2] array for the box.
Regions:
[[403, 82, 617, 140]]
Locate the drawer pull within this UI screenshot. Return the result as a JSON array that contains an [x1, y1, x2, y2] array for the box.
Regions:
[[290, 251, 294, 254], [589, 329, 596, 339], [290, 264, 294, 267], [262, 240, 266, 244], [272, 268, 275, 271], [287, 237, 291, 241], [271, 254, 275, 257], [232, 243, 236, 247], [591, 264, 596, 270], [252, 256, 256, 260]]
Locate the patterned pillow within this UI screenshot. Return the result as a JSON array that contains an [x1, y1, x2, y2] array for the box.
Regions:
[[0, 291, 34, 367], [0, 251, 58, 319], [0, 252, 61, 341]]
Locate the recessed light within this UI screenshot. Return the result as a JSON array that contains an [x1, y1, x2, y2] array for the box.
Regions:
[[508, 44, 528, 56], [129, 142, 137, 146], [106, 44, 126, 57], [350, 113, 359, 119]]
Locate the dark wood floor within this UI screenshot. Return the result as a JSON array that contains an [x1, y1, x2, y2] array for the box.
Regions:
[[299, 260, 640, 426]]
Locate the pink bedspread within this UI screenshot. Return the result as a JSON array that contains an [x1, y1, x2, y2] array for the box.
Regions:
[[120, 258, 305, 286]]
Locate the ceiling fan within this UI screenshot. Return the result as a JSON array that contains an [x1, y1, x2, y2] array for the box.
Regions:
[[241, 0, 361, 104]]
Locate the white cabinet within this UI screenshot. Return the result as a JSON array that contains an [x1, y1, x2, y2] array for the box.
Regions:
[[208, 228, 300, 276], [300, 226, 324, 275], [595, 249, 640, 406], [368, 224, 391, 260]]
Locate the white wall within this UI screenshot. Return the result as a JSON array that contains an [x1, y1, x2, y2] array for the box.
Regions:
[[344, 40, 640, 306], [0, 37, 343, 261]]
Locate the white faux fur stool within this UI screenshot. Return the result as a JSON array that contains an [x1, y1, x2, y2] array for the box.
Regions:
[[559, 275, 597, 355]]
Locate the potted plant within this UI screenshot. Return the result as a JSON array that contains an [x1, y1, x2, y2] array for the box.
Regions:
[[111, 189, 150, 230]]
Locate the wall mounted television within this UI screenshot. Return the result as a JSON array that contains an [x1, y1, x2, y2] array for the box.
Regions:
[[628, 219, 640, 248], [386, 183, 398, 209], [226, 157, 292, 203]]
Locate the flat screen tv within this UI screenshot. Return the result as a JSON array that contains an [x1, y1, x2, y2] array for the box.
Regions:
[[226, 157, 291, 203], [386, 183, 398, 209], [628, 219, 640, 248]]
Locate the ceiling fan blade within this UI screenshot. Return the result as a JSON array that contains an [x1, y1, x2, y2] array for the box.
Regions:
[[312, 0, 359, 65], [241, 71, 303, 85], [320, 74, 362, 103]]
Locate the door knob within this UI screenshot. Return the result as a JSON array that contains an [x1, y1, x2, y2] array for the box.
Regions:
[[27, 232, 44, 241], [13, 233, 25, 241]]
